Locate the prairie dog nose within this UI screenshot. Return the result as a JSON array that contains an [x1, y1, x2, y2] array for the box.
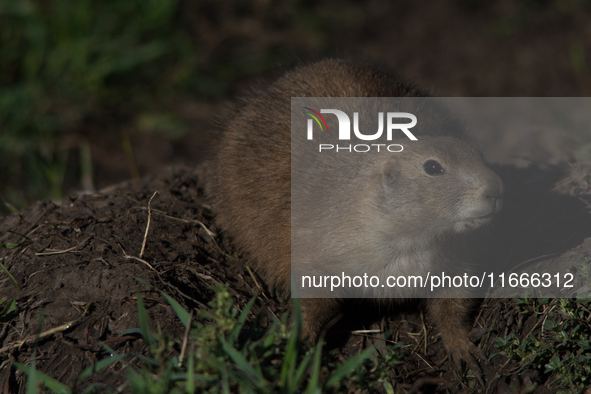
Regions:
[[482, 171, 504, 213]]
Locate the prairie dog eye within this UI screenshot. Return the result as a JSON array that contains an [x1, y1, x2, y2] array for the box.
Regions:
[[423, 160, 444, 176]]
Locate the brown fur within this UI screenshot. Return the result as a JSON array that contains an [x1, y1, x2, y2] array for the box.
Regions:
[[208, 59, 503, 382]]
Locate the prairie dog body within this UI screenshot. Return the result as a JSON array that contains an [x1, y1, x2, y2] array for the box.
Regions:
[[209, 59, 503, 380]]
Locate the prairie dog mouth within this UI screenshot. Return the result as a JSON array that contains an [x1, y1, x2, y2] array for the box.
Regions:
[[472, 212, 494, 220], [456, 214, 494, 231], [461, 200, 500, 223]]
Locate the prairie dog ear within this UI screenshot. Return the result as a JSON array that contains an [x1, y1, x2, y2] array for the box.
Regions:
[[382, 160, 400, 187]]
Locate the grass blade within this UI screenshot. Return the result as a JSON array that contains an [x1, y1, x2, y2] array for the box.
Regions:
[[219, 337, 261, 385], [0, 299, 17, 322], [304, 339, 324, 394], [13, 361, 72, 394], [281, 294, 302, 390], [136, 292, 155, 347], [186, 350, 195, 394], [26, 359, 37, 394], [1, 258, 21, 291], [324, 346, 374, 388], [228, 296, 256, 345], [159, 291, 190, 327], [77, 351, 125, 380], [135, 277, 190, 327], [293, 350, 313, 389]]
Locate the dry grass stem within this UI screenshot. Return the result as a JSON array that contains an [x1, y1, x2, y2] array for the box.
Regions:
[[35, 236, 92, 256], [178, 311, 193, 368], [0, 319, 79, 353], [140, 191, 159, 259], [118, 243, 155, 271]]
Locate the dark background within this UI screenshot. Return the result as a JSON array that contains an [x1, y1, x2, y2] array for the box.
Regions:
[[2, 0, 591, 214]]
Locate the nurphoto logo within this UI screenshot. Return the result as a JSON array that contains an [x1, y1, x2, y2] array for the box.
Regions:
[[303, 107, 418, 153]]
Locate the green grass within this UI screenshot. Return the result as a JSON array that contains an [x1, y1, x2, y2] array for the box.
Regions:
[[13, 285, 403, 393], [11, 285, 591, 392], [122, 285, 403, 393], [493, 298, 591, 393], [0, 0, 329, 213], [0, 0, 193, 211]]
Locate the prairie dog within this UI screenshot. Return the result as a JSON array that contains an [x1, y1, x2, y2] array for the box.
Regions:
[[209, 59, 504, 381]]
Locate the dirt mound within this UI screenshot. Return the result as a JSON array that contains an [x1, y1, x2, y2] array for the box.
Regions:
[[1, 163, 590, 393], [0, 167, 278, 392]]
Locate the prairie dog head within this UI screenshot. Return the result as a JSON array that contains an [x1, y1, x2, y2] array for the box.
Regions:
[[376, 136, 504, 240]]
